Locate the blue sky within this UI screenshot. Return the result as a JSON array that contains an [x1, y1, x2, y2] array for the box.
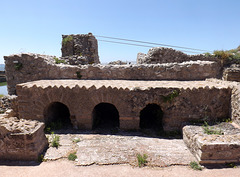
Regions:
[[0, 0, 240, 64]]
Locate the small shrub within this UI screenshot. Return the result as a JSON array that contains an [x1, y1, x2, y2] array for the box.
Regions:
[[51, 132, 60, 148], [62, 35, 73, 46], [137, 153, 148, 167], [76, 71, 82, 79], [190, 161, 202, 170], [214, 50, 232, 60], [222, 118, 232, 123], [14, 63, 23, 70], [163, 90, 179, 103], [44, 121, 63, 133], [68, 152, 77, 161], [37, 154, 46, 162], [54, 57, 66, 64], [226, 163, 236, 168]]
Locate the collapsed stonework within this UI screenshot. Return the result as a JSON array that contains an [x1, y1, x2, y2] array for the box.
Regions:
[[1, 33, 240, 164], [137, 47, 217, 64]]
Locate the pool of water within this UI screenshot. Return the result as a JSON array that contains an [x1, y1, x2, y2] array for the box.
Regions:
[[0, 85, 8, 95]]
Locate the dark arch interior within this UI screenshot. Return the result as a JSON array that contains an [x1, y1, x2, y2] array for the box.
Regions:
[[140, 104, 164, 131], [92, 103, 120, 130], [44, 102, 72, 129]]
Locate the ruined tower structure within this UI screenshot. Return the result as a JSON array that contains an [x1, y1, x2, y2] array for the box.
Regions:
[[61, 33, 100, 64]]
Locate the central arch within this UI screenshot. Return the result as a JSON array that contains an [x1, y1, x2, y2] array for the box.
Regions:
[[139, 104, 164, 131], [43, 102, 72, 129], [92, 103, 120, 130]]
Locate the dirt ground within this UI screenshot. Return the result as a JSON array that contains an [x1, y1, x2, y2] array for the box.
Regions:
[[0, 160, 240, 177]]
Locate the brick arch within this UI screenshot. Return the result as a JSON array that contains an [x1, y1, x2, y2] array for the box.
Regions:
[[91, 102, 120, 130], [43, 101, 73, 129], [139, 103, 164, 131]]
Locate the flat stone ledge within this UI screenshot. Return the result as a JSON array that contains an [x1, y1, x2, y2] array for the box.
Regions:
[[17, 80, 230, 90], [183, 123, 240, 165]]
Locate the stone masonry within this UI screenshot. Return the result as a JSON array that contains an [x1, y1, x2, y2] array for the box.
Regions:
[[61, 33, 100, 64], [0, 116, 48, 161], [137, 47, 218, 64], [16, 80, 231, 131], [4, 53, 221, 95], [183, 123, 240, 164]]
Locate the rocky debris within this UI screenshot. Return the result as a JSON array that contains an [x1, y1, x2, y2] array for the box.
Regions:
[[0, 116, 39, 134], [0, 95, 17, 114], [108, 60, 127, 65], [60, 55, 88, 65], [137, 47, 217, 64]]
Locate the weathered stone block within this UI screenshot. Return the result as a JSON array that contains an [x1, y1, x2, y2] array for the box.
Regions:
[[183, 124, 240, 164], [0, 117, 48, 161]]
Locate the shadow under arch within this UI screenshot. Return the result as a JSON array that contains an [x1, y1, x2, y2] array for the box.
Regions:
[[43, 102, 72, 129], [92, 102, 120, 130], [139, 103, 164, 131]]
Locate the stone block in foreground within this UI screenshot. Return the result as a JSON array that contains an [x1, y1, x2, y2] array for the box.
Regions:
[[0, 117, 48, 161], [183, 123, 240, 165]]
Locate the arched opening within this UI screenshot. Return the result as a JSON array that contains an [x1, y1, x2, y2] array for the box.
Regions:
[[92, 103, 120, 130], [139, 104, 164, 131], [44, 102, 72, 130]]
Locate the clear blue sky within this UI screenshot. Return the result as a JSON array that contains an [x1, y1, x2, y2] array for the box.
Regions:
[[0, 0, 240, 64]]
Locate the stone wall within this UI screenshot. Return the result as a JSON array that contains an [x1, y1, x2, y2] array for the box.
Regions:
[[231, 83, 240, 125], [61, 33, 100, 64], [16, 80, 231, 131], [207, 79, 240, 126], [137, 47, 218, 64], [4, 53, 221, 95], [0, 116, 48, 161]]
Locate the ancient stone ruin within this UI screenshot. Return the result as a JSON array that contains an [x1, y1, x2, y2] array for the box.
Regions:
[[1, 33, 240, 164]]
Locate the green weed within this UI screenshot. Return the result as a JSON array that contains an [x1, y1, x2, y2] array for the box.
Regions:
[[190, 161, 202, 170], [62, 35, 73, 46], [51, 132, 60, 148], [137, 153, 148, 167], [54, 57, 66, 64], [68, 152, 77, 161], [163, 90, 179, 103], [76, 71, 82, 79], [72, 138, 80, 143], [202, 122, 223, 135], [14, 63, 23, 70]]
